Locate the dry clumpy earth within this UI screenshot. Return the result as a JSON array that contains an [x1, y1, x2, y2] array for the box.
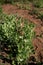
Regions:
[[0, 4, 43, 65]]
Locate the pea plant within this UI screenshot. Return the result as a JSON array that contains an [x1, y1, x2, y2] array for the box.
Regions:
[[0, 14, 35, 65]]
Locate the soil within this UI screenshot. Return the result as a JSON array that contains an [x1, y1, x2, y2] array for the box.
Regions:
[[0, 4, 43, 65]]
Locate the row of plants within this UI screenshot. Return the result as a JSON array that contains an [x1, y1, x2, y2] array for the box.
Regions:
[[0, 0, 43, 7], [0, 0, 30, 4], [0, 9, 35, 65]]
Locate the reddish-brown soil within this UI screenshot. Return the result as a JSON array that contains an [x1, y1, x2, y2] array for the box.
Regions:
[[0, 4, 43, 65]]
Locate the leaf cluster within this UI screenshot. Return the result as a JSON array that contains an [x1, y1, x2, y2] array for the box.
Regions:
[[0, 14, 35, 65]]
